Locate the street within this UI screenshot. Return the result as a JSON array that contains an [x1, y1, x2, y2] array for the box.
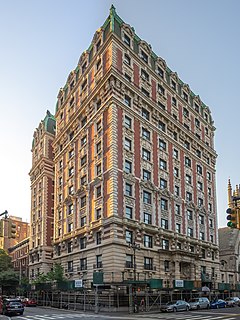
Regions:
[[1, 306, 240, 320]]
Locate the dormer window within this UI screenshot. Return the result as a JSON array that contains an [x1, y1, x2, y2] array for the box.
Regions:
[[82, 62, 87, 74], [171, 80, 176, 90], [158, 84, 165, 96], [183, 91, 188, 102], [96, 40, 101, 52], [123, 33, 131, 46], [157, 67, 164, 79], [141, 69, 149, 82], [140, 50, 148, 64]]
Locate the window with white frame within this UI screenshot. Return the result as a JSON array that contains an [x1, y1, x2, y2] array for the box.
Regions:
[[143, 190, 152, 204]]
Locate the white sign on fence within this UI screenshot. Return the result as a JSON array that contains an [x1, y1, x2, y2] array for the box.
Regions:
[[175, 280, 184, 288], [75, 279, 83, 288]]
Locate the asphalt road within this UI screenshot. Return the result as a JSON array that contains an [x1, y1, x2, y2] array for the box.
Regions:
[[0, 305, 240, 320]]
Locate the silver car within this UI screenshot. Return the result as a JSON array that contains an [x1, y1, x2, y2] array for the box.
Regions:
[[188, 297, 210, 310], [161, 300, 190, 312]]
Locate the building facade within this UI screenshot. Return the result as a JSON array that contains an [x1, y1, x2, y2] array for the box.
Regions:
[[29, 111, 55, 279], [49, 6, 219, 289], [8, 237, 30, 280]]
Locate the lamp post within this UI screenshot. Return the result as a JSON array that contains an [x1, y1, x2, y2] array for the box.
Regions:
[[129, 241, 140, 313]]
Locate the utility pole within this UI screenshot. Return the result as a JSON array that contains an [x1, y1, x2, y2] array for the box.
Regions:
[[129, 240, 140, 313]]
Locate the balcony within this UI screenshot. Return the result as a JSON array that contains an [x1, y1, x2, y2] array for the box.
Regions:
[[77, 265, 87, 271], [125, 261, 133, 269], [93, 262, 103, 269], [65, 268, 73, 273], [143, 264, 156, 271]]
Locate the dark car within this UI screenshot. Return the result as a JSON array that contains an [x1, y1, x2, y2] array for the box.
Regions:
[[210, 299, 226, 309], [2, 298, 24, 316], [161, 300, 190, 312]]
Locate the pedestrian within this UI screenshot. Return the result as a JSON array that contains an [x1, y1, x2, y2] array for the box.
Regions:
[[140, 298, 145, 312]]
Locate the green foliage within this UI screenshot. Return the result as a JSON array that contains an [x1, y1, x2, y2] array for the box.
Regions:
[[0, 249, 13, 271], [0, 269, 19, 287], [33, 263, 66, 284]]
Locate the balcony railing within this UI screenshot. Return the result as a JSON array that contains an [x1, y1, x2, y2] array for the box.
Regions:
[[77, 265, 87, 271], [93, 262, 103, 269], [144, 264, 156, 271], [125, 261, 133, 268], [65, 268, 73, 273]]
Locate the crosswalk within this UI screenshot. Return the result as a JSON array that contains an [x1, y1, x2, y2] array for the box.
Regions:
[[136, 313, 238, 320], [11, 314, 104, 320]]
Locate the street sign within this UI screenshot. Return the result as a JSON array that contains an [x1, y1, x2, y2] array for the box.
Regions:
[[75, 279, 83, 288]]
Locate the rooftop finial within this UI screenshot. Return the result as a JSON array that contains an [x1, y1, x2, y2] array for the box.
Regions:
[[110, 4, 116, 15]]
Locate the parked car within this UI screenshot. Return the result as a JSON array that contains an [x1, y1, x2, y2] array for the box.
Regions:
[[225, 297, 236, 307], [210, 299, 226, 309], [23, 298, 37, 307], [232, 297, 240, 306], [161, 300, 190, 312], [188, 297, 210, 310], [2, 298, 24, 316]]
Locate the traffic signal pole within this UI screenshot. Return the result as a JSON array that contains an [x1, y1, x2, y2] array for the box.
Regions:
[[226, 197, 240, 229]]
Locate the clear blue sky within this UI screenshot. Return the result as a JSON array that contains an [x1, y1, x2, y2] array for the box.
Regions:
[[0, 0, 239, 227]]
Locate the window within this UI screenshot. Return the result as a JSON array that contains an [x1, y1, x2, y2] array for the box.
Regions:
[[81, 135, 87, 146], [204, 113, 209, 122], [202, 249, 206, 259], [171, 80, 176, 90], [199, 215, 204, 224], [208, 203, 212, 212], [80, 258, 87, 270], [81, 175, 87, 185], [160, 159, 167, 170], [158, 120, 166, 132], [69, 149, 74, 159], [144, 235, 153, 248], [143, 169, 151, 181], [197, 165, 202, 175], [123, 33, 131, 46], [96, 231, 102, 245], [200, 231, 205, 241], [125, 160, 132, 174], [197, 181, 203, 191], [183, 107, 189, 117], [124, 53, 131, 65], [207, 172, 211, 181], [140, 50, 148, 63], [96, 59, 101, 71], [162, 239, 169, 250], [68, 204, 74, 215], [161, 198, 168, 211], [158, 84, 165, 96], [173, 149, 178, 159], [173, 132, 178, 141], [125, 183, 133, 197], [183, 92, 188, 102], [142, 108, 150, 120], [141, 87, 150, 97], [157, 66, 164, 78], [158, 101, 165, 110], [143, 257, 153, 271], [185, 157, 191, 167], [59, 160, 63, 170], [67, 241, 73, 253], [144, 212, 152, 224], [59, 177, 63, 186], [209, 219, 213, 228], [198, 197, 203, 207], [187, 210, 193, 220], [68, 222, 73, 233], [194, 103, 199, 113], [96, 120, 102, 131], [164, 260, 170, 272], [67, 261, 73, 272], [210, 235, 214, 243], [187, 227, 193, 237], [126, 230, 133, 243], [125, 138, 132, 151], [141, 69, 149, 81], [96, 186, 102, 198], [184, 140, 190, 150], [143, 190, 152, 204], [174, 167, 179, 178], [80, 216, 86, 227], [81, 155, 87, 166], [175, 204, 181, 215], [172, 97, 177, 107], [96, 163, 102, 176], [186, 174, 192, 185], [174, 185, 180, 196], [124, 73, 131, 82], [96, 255, 102, 268], [208, 187, 212, 196], [142, 148, 151, 161], [159, 139, 166, 150], [96, 142, 101, 154], [80, 195, 86, 208], [125, 254, 133, 268], [125, 115, 132, 129], [96, 208, 102, 219], [124, 95, 131, 106], [69, 167, 74, 177], [176, 223, 181, 233], [195, 118, 200, 128], [126, 206, 133, 219], [69, 131, 74, 141], [196, 150, 201, 158], [160, 178, 167, 189], [161, 219, 168, 229], [142, 127, 150, 140]]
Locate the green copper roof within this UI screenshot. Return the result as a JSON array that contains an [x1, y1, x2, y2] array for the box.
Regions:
[[43, 110, 56, 135]]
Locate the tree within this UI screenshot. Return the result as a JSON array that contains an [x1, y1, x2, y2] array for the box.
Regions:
[[47, 263, 65, 282], [0, 249, 13, 271], [0, 269, 19, 295]]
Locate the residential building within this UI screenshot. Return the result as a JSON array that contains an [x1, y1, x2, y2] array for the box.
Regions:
[[29, 111, 55, 279], [48, 6, 217, 290]]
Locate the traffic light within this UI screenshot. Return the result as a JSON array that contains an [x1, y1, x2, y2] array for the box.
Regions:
[[226, 207, 238, 228], [8, 220, 16, 238], [0, 220, 3, 237]]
